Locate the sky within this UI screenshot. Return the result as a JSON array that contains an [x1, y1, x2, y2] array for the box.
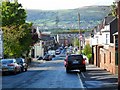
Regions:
[[18, 0, 115, 10]]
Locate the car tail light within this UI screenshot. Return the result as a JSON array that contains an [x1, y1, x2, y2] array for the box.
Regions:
[[82, 59, 86, 65], [8, 64, 15, 66]]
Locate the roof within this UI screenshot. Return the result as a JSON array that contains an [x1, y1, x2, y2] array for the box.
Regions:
[[40, 34, 54, 41], [104, 16, 115, 25]]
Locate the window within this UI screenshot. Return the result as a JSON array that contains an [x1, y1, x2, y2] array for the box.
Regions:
[[104, 53, 106, 63], [106, 34, 109, 44], [110, 52, 111, 63]]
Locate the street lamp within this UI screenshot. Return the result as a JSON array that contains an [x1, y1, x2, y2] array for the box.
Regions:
[[114, 0, 120, 88]]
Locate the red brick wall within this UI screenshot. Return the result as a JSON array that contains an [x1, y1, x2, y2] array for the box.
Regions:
[[99, 45, 116, 74]]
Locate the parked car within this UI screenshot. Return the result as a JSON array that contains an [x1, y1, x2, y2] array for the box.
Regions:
[[82, 54, 89, 64], [43, 54, 53, 61], [0, 59, 21, 74], [64, 54, 86, 73], [55, 49, 61, 55], [37, 56, 43, 60], [16, 58, 28, 72]]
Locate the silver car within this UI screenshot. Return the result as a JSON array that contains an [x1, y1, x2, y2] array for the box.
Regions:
[[0, 59, 21, 74]]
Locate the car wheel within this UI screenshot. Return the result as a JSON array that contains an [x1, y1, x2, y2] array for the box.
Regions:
[[81, 68, 86, 72], [19, 68, 22, 73], [66, 68, 70, 73], [25, 68, 27, 72], [14, 68, 17, 75], [21, 67, 24, 72]]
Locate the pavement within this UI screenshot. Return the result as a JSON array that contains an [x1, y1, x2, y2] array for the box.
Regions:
[[28, 59, 118, 90], [81, 65, 118, 90]]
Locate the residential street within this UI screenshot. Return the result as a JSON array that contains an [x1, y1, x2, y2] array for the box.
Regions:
[[2, 56, 118, 90]]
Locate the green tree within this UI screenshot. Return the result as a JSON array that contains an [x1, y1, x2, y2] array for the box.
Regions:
[[1, 0, 26, 26], [109, 2, 117, 17], [1, 0, 37, 58], [2, 23, 33, 58], [82, 44, 92, 60]]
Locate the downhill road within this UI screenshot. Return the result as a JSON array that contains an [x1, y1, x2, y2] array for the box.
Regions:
[[2, 58, 84, 89]]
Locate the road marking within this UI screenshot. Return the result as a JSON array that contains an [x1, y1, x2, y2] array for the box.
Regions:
[[81, 72, 86, 78], [77, 73, 85, 89]]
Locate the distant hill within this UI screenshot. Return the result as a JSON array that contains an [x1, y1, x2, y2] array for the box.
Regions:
[[26, 6, 111, 31]]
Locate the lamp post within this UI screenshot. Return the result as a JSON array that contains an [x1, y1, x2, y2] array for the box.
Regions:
[[115, 0, 120, 88]]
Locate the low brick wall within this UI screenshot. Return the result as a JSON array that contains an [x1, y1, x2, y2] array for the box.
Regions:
[[99, 44, 116, 74]]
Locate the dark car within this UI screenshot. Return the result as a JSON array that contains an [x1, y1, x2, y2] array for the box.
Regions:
[[37, 56, 43, 60], [16, 58, 28, 72], [64, 54, 86, 73], [43, 54, 52, 61]]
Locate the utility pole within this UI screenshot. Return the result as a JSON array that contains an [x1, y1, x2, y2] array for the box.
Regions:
[[78, 12, 81, 54], [115, 0, 120, 88], [118, 1, 120, 88]]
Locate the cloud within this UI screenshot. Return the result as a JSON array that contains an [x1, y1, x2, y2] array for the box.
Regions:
[[18, 0, 114, 10]]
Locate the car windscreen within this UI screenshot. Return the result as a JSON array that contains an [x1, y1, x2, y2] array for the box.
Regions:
[[68, 55, 83, 61]]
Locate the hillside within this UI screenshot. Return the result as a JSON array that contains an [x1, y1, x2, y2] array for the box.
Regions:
[[26, 6, 111, 31]]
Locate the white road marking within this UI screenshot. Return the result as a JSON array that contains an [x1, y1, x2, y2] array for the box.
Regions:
[[81, 72, 86, 78], [77, 73, 85, 89]]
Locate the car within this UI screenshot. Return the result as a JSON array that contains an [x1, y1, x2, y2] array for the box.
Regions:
[[0, 59, 22, 74], [64, 54, 86, 73], [16, 58, 28, 72], [55, 49, 61, 55], [43, 54, 53, 61], [37, 56, 43, 60], [52, 55, 66, 60], [82, 55, 89, 64]]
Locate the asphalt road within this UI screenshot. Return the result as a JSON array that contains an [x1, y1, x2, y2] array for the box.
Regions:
[[2, 58, 84, 89]]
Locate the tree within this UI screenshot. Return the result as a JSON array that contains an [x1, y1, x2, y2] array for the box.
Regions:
[[2, 23, 33, 58], [109, 2, 117, 17], [82, 44, 92, 60], [1, 0, 26, 26], [1, 0, 38, 58]]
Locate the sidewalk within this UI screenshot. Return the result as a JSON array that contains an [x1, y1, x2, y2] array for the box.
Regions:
[[81, 64, 118, 90]]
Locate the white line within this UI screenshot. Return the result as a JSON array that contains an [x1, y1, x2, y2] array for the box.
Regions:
[[77, 73, 85, 89], [81, 72, 86, 78]]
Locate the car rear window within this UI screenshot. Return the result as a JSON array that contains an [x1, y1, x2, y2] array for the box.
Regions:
[[16, 58, 24, 63], [1, 60, 14, 64], [68, 55, 83, 61]]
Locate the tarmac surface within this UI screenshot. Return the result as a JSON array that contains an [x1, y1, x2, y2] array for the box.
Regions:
[[29, 59, 118, 90]]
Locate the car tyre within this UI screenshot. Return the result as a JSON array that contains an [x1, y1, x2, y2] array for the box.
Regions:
[[25, 68, 27, 72], [66, 68, 70, 73], [81, 68, 86, 72], [13, 68, 17, 75]]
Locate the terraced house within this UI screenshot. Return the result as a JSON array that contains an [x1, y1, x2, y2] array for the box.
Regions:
[[91, 15, 118, 74]]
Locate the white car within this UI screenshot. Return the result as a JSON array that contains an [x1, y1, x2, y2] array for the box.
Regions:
[[0, 59, 22, 74]]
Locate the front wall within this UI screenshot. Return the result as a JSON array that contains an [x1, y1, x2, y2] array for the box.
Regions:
[[99, 45, 116, 74]]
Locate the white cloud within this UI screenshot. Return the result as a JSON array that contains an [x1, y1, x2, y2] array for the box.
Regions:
[[18, 0, 114, 10]]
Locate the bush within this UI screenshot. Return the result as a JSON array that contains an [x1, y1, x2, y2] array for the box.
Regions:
[[82, 44, 92, 60]]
